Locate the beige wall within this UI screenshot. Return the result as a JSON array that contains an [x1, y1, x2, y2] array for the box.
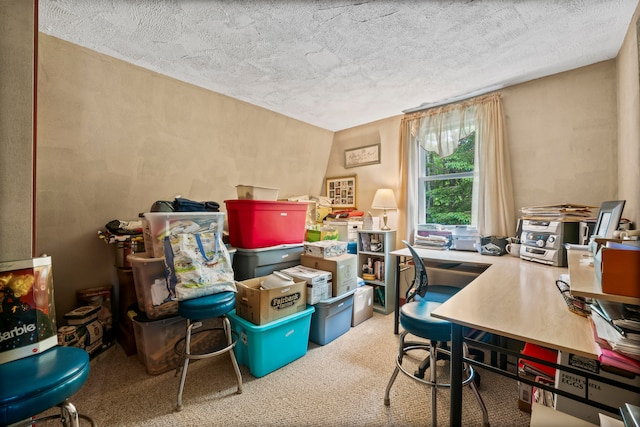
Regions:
[[333, 61, 623, 243], [0, 0, 34, 261], [327, 116, 403, 230], [36, 35, 334, 322], [502, 61, 619, 213], [616, 8, 640, 226]]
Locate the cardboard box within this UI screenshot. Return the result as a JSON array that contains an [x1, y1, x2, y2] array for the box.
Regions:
[[324, 220, 362, 242], [64, 305, 100, 325], [236, 185, 279, 200], [304, 240, 348, 258], [280, 265, 332, 305], [280, 265, 332, 285], [235, 276, 307, 325], [63, 305, 105, 354], [76, 285, 114, 343], [554, 351, 640, 423], [351, 285, 374, 327], [0, 256, 58, 364], [305, 281, 332, 305], [594, 245, 640, 298], [517, 371, 536, 413], [300, 253, 358, 298], [306, 228, 339, 242]]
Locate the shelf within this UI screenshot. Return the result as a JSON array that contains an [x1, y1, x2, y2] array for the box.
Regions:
[[360, 251, 385, 256], [357, 230, 396, 315], [567, 250, 640, 305]]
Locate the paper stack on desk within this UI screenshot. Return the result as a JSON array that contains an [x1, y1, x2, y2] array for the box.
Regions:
[[520, 203, 595, 221]]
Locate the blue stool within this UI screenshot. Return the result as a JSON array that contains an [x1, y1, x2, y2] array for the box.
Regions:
[[174, 291, 243, 411], [0, 346, 96, 427], [384, 241, 489, 426]]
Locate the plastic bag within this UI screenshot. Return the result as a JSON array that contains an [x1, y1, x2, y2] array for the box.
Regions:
[[165, 231, 236, 300]]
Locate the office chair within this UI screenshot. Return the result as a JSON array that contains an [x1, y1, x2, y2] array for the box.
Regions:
[[0, 346, 96, 427], [384, 240, 489, 426], [174, 291, 243, 411]]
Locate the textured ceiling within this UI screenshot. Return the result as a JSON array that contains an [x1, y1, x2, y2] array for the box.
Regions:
[[39, 0, 638, 131]]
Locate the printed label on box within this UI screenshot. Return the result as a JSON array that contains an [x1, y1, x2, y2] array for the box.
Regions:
[[270, 292, 303, 311], [0, 257, 58, 364], [554, 351, 640, 423], [235, 277, 307, 325]]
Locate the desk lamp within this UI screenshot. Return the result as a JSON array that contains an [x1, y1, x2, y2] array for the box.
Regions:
[[371, 188, 397, 230]]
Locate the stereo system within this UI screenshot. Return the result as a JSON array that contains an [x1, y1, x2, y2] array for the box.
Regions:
[[519, 220, 580, 267]]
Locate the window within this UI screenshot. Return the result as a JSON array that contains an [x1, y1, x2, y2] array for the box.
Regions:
[[401, 93, 513, 238], [418, 131, 476, 225]]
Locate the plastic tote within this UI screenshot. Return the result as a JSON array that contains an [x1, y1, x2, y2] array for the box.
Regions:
[[227, 306, 314, 377]]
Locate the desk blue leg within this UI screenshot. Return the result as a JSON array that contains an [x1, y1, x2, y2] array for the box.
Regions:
[[450, 323, 463, 427]]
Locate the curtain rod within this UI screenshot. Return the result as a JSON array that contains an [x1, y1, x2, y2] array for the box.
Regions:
[[402, 83, 505, 114]]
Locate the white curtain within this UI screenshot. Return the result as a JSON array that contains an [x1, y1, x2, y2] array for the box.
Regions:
[[399, 93, 515, 241]]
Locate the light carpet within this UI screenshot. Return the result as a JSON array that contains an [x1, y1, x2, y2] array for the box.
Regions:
[[38, 311, 532, 426]]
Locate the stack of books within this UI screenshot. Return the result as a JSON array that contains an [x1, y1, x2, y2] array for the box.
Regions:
[[520, 203, 595, 221], [589, 299, 640, 374]]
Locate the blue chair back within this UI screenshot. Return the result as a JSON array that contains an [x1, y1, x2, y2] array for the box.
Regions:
[[403, 240, 429, 302]]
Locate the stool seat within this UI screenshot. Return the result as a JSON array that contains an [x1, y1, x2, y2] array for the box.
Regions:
[[178, 291, 236, 320], [0, 346, 90, 426], [400, 299, 452, 343]]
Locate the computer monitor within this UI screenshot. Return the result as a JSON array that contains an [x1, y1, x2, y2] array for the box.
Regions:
[[594, 200, 625, 238]]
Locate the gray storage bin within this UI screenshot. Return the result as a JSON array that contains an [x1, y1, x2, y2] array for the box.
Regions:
[[309, 290, 355, 345], [233, 245, 303, 280]]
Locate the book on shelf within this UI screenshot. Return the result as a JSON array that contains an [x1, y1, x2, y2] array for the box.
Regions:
[[359, 232, 371, 252], [374, 286, 385, 307], [373, 259, 384, 281]]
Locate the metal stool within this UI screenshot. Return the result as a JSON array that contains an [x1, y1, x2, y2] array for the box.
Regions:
[[0, 346, 96, 427], [384, 298, 489, 426], [174, 291, 243, 411]]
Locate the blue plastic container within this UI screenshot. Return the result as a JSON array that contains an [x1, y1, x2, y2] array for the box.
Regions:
[[309, 290, 355, 345], [347, 241, 357, 254], [228, 306, 315, 378]]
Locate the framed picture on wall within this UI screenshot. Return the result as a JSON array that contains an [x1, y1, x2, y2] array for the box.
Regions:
[[344, 143, 381, 168], [326, 175, 357, 209]]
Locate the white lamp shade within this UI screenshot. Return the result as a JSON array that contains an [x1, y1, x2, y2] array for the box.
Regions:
[[371, 188, 397, 210]]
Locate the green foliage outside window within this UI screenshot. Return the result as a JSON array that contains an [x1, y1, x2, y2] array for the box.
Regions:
[[424, 132, 475, 225]]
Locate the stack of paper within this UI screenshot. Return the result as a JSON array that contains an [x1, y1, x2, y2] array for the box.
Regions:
[[589, 300, 640, 374], [414, 230, 451, 250], [520, 203, 595, 221]]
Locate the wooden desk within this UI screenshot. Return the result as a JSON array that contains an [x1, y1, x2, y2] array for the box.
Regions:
[[390, 247, 600, 426]]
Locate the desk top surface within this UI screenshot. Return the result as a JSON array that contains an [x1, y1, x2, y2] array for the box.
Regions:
[[390, 247, 599, 359]]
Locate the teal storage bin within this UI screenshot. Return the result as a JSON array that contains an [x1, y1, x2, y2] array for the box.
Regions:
[[228, 306, 315, 378], [309, 290, 355, 345]]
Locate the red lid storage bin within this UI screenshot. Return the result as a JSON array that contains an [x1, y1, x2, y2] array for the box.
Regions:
[[225, 200, 307, 249]]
